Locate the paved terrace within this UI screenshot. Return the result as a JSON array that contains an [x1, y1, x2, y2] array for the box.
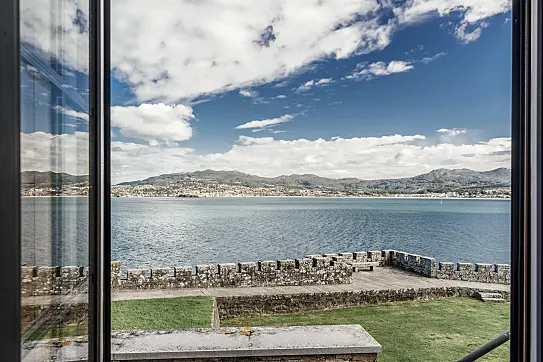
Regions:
[[22, 267, 509, 306]]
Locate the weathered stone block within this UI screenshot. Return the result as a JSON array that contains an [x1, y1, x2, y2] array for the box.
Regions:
[[296, 258, 313, 271], [439, 262, 455, 273], [278, 259, 296, 272], [457, 263, 472, 272], [475, 263, 492, 273], [174, 266, 192, 278], [174, 266, 193, 288], [313, 256, 328, 269], [110, 261, 122, 290], [257, 261, 276, 273], [21, 266, 36, 296], [35, 266, 60, 295], [219, 263, 237, 275], [332, 255, 347, 263], [239, 262, 257, 274], [58, 266, 84, 294], [196, 264, 215, 274], [368, 251, 383, 263], [127, 269, 147, 289], [353, 252, 368, 262], [495, 264, 510, 274], [338, 253, 354, 260], [150, 268, 170, 289], [420, 257, 437, 277], [381, 250, 396, 266]]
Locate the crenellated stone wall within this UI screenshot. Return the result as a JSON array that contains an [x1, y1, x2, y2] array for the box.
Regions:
[[22, 255, 355, 296], [20, 249, 510, 296], [383, 250, 510, 284]]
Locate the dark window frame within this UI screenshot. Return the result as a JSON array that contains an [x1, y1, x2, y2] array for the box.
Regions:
[[0, 0, 540, 361], [510, 0, 542, 360], [0, 0, 21, 360]]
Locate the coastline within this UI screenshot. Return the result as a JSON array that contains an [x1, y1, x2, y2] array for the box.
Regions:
[[23, 195, 510, 200]]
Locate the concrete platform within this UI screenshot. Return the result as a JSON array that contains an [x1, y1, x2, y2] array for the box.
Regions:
[[22, 325, 382, 361]]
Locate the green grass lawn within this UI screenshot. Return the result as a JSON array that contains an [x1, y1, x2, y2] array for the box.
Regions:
[[111, 296, 213, 330], [25, 296, 214, 339], [222, 297, 510, 362], [25, 296, 510, 362]]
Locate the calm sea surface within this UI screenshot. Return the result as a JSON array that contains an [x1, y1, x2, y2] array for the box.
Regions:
[[22, 197, 511, 271]]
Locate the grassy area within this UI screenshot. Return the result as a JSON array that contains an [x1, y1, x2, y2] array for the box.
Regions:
[[222, 297, 510, 362], [25, 296, 510, 362], [25, 296, 214, 339], [111, 296, 214, 330]]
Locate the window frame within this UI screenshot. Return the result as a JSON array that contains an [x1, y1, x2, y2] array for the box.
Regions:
[[0, 0, 21, 360], [510, 0, 542, 360], [0, 0, 540, 361]]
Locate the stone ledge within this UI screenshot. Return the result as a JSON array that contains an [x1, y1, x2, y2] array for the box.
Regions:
[[111, 326, 381, 359], [23, 326, 381, 361]]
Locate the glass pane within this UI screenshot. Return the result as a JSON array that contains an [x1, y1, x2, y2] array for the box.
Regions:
[[20, 0, 90, 360], [110, 1, 510, 361]]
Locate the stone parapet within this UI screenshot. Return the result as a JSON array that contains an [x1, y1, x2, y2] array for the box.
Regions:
[[384, 250, 510, 284], [20, 249, 510, 296], [21, 254, 353, 296]]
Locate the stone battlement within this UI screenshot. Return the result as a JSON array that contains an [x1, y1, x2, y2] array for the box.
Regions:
[[20, 249, 510, 296], [21, 254, 358, 296], [383, 250, 510, 284]]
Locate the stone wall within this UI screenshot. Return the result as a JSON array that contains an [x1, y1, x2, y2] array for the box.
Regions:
[[22, 255, 353, 296], [20, 249, 510, 296], [216, 286, 509, 319], [383, 250, 510, 284]]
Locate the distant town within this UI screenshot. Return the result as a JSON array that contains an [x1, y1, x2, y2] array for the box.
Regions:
[[21, 184, 511, 198], [21, 168, 512, 199]]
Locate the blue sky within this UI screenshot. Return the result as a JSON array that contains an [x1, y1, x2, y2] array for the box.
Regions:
[[177, 14, 511, 154], [20, 0, 512, 183]]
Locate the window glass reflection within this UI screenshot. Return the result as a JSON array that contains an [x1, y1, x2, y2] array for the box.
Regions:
[[20, 1, 90, 360]]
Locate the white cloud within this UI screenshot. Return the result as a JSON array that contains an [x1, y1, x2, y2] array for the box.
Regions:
[[234, 114, 293, 130], [22, 131, 511, 184], [296, 78, 334, 93], [21, 0, 510, 102], [21, 131, 90, 176], [239, 89, 259, 98], [346, 60, 414, 81], [437, 128, 468, 136], [53, 106, 89, 122], [421, 52, 448, 64], [111, 103, 194, 143], [275, 95, 287, 99], [395, 0, 510, 43], [21, 0, 89, 72]]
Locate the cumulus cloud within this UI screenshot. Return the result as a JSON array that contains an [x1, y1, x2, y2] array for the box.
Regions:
[[346, 60, 414, 81], [21, 131, 90, 176], [53, 106, 89, 122], [22, 0, 510, 102], [296, 78, 334, 93], [21, 0, 89, 72], [234, 114, 293, 130], [239, 89, 259, 98], [22, 131, 511, 184], [437, 128, 467, 136], [274, 95, 287, 99], [111, 103, 194, 143]]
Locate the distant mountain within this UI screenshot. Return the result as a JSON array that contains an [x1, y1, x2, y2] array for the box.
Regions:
[[118, 168, 511, 193], [21, 171, 88, 189]]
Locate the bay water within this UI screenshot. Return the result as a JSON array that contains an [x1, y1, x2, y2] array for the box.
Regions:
[[22, 197, 511, 272]]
